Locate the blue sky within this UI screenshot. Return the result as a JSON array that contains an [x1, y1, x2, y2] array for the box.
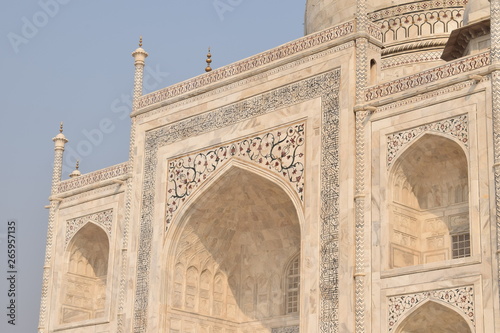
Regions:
[[0, 1, 305, 331]]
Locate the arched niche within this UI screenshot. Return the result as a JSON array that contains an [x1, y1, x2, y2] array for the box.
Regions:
[[60, 222, 109, 324], [395, 300, 473, 333], [388, 134, 470, 268], [166, 165, 301, 331]]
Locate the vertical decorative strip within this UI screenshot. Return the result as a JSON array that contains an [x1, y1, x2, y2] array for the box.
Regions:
[[354, 0, 369, 332], [490, 0, 500, 308], [319, 80, 341, 333], [117, 41, 148, 333], [38, 127, 68, 332]]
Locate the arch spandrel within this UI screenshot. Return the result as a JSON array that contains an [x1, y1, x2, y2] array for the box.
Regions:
[[386, 115, 468, 169], [64, 209, 113, 248], [165, 122, 305, 228], [388, 286, 475, 332]]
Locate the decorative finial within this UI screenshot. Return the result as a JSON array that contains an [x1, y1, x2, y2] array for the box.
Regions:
[[53, 121, 68, 146], [205, 47, 212, 72], [69, 160, 81, 178], [139, 36, 143, 48]]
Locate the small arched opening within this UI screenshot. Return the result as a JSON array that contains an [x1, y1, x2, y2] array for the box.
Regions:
[[388, 134, 469, 268], [370, 59, 378, 85], [60, 223, 109, 324]]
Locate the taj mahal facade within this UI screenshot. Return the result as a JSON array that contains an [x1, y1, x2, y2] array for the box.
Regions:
[[39, 0, 500, 332]]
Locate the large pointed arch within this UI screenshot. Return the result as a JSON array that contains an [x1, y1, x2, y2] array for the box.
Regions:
[[163, 161, 302, 331]]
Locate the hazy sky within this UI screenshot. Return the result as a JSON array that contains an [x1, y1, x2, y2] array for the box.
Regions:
[[0, 1, 305, 331]]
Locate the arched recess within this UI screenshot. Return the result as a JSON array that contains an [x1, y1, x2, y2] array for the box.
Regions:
[[165, 163, 302, 331], [388, 134, 470, 268], [395, 300, 473, 333], [60, 222, 109, 324]]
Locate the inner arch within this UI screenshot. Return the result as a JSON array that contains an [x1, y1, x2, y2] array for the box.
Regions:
[[60, 223, 109, 324], [396, 301, 472, 333], [388, 134, 470, 268], [168, 166, 301, 331]]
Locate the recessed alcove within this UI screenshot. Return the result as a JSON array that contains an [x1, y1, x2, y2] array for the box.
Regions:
[[396, 301, 472, 333], [167, 166, 301, 332], [60, 223, 109, 324], [388, 134, 469, 269]]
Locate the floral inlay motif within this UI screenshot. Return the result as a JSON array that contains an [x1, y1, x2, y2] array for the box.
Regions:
[[387, 115, 468, 167], [166, 123, 305, 226], [388, 286, 475, 331], [65, 209, 113, 247]]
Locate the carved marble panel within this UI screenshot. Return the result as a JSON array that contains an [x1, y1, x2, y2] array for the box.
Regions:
[[387, 286, 475, 331], [387, 115, 468, 167], [65, 209, 113, 247], [166, 123, 305, 226]]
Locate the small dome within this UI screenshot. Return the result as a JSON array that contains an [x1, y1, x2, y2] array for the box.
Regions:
[[69, 169, 81, 178], [69, 161, 81, 178], [54, 132, 66, 140]]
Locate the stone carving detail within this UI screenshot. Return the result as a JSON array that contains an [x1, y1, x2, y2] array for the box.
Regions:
[[376, 77, 490, 114], [272, 326, 299, 333], [386, 114, 468, 167], [491, 0, 500, 307], [354, 2, 370, 328], [137, 22, 353, 109], [133, 69, 341, 332], [319, 75, 341, 332], [381, 51, 443, 70], [387, 286, 475, 331], [65, 209, 113, 246], [376, 9, 464, 44], [58, 162, 129, 193], [118, 118, 138, 331], [365, 52, 490, 101], [40, 141, 66, 329], [166, 123, 305, 226], [367, 0, 468, 21], [367, 22, 383, 41]]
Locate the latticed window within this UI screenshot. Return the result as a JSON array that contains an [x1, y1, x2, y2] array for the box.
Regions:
[[452, 233, 470, 259], [286, 255, 300, 314]]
